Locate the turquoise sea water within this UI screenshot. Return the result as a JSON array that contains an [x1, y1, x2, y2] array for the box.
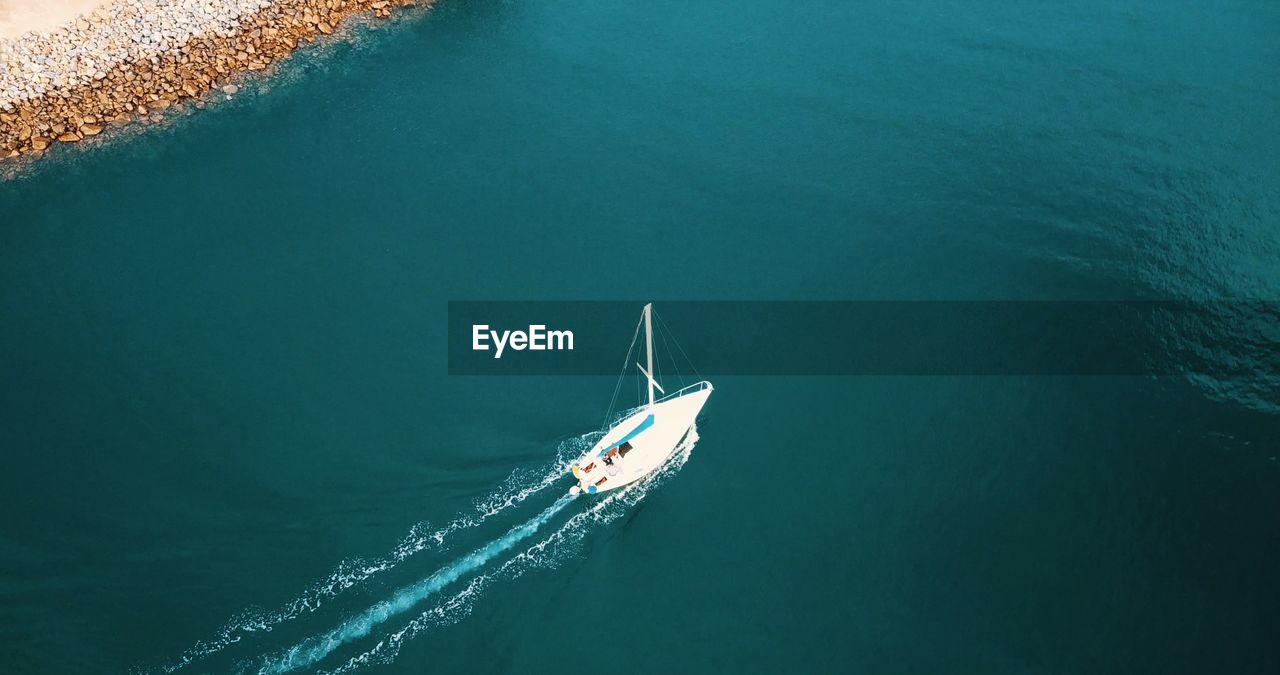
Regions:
[[2, 0, 1279, 672]]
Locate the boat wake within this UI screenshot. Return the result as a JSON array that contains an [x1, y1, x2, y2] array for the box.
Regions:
[[258, 493, 579, 673], [315, 425, 699, 674], [152, 434, 594, 673], [150, 419, 695, 675]]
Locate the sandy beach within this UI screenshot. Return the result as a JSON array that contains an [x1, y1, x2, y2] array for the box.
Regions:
[[0, 1, 104, 39], [1, 0, 423, 163]]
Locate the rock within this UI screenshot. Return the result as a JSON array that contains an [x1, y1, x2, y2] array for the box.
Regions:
[[2, 0, 441, 165]]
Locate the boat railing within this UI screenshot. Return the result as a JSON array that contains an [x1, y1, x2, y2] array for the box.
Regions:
[[654, 380, 713, 404]]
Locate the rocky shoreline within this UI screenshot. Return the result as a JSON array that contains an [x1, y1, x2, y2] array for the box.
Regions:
[[0, 0, 429, 163]]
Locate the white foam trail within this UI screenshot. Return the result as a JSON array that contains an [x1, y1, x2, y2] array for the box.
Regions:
[[154, 434, 595, 674], [258, 493, 580, 674], [319, 427, 699, 674]]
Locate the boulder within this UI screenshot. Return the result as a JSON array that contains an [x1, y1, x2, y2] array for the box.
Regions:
[[1, 0, 442, 166]]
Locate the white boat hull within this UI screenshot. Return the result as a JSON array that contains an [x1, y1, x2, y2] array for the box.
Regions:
[[571, 382, 712, 494]]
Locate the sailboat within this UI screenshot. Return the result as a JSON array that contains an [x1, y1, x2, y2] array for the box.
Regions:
[[569, 304, 712, 495]]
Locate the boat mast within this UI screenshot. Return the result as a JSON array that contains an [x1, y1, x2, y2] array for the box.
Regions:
[[644, 303, 655, 408], [634, 304, 664, 410]]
